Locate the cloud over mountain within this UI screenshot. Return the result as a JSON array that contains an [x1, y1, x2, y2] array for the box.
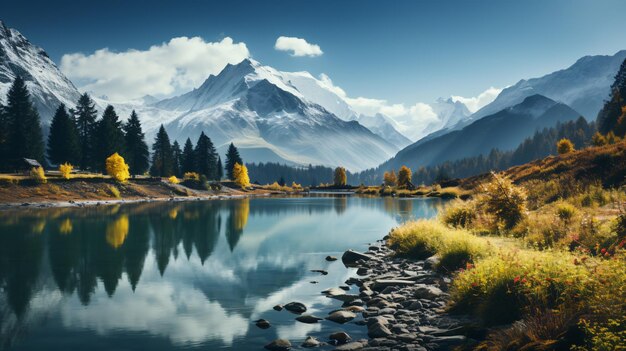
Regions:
[[60, 36, 250, 100], [274, 36, 323, 57]]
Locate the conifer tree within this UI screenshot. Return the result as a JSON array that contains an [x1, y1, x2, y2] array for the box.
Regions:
[[225, 142, 243, 180], [0, 102, 8, 169], [194, 132, 218, 180], [123, 110, 149, 175], [5, 76, 44, 167], [150, 125, 174, 177], [95, 105, 125, 171], [181, 138, 195, 174], [47, 104, 80, 165], [74, 93, 98, 170], [171, 140, 182, 177], [597, 58, 626, 134], [216, 156, 224, 180]]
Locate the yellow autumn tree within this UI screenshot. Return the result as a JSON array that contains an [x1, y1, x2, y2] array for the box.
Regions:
[[106, 215, 129, 249], [591, 132, 608, 147], [383, 170, 397, 186], [105, 153, 130, 183], [168, 175, 180, 184], [59, 163, 73, 179], [30, 166, 47, 184], [233, 162, 250, 188], [397, 166, 412, 188], [334, 167, 347, 186], [557, 138, 574, 154]]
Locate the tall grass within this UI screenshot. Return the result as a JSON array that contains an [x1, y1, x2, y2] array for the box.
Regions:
[[387, 220, 491, 272]]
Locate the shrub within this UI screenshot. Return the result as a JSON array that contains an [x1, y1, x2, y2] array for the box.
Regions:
[[184, 172, 200, 181], [450, 249, 591, 326], [168, 175, 180, 184], [388, 220, 490, 272], [557, 138, 575, 154], [105, 153, 130, 183], [30, 166, 47, 184], [59, 163, 73, 179], [555, 201, 577, 223], [383, 170, 397, 186], [441, 200, 477, 228], [479, 172, 527, 229], [334, 166, 347, 186]]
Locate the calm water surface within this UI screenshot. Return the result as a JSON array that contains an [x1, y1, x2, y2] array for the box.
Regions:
[[0, 196, 443, 350]]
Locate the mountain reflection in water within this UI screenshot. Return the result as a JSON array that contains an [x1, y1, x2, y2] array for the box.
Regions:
[[0, 196, 443, 351]]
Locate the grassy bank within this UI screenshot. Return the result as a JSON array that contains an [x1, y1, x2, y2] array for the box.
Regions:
[[385, 144, 626, 351]]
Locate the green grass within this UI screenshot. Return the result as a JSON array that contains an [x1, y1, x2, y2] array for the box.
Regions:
[[387, 220, 491, 272]]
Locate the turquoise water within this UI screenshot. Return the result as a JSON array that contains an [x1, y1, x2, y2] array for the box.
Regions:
[[0, 196, 443, 350]]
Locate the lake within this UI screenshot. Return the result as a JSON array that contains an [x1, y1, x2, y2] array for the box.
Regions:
[[0, 196, 444, 350]]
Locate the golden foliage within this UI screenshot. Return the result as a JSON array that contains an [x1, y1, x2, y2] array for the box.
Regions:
[[233, 163, 250, 188], [398, 165, 412, 188], [59, 163, 73, 179], [106, 215, 129, 249], [233, 198, 250, 231], [168, 175, 180, 184], [557, 138, 575, 154], [383, 170, 397, 186], [30, 166, 47, 184], [105, 153, 130, 183], [592, 132, 608, 147], [479, 172, 527, 229], [184, 172, 200, 180], [334, 167, 347, 186], [58, 218, 73, 234]]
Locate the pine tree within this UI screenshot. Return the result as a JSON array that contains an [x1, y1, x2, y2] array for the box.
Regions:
[[597, 58, 626, 134], [216, 156, 224, 180], [194, 132, 217, 180], [5, 76, 44, 168], [74, 93, 98, 170], [47, 104, 80, 165], [225, 143, 243, 180], [0, 102, 8, 170], [95, 105, 125, 171], [181, 138, 195, 174], [150, 125, 174, 177], [123, 110, 149, 176], [171, 140, 182, 177]]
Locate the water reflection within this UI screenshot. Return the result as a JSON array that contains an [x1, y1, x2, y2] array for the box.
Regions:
[[0, 196, 443, 350]]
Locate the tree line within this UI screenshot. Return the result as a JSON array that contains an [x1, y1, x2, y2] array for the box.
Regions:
[[0, 76, 246, 180]]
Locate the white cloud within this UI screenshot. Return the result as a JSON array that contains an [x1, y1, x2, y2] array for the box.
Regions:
[[274, 36, 323, 57], [451, 86, 502, 113], [60, 36, 250, 101]]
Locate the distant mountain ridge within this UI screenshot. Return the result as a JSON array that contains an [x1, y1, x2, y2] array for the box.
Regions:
[[376, 94, 582, 173]]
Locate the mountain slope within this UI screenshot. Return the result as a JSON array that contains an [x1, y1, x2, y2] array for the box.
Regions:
[[155, 59, 398, 171], [473, 50, 626, 121], [378, 95, 582, 172], [0, 21, 81, 125]]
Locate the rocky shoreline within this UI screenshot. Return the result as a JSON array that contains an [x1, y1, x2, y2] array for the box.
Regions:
[[265, 239, 475, 351]]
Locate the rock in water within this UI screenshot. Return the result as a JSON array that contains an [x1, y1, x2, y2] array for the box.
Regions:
[[284, 302, 307, 314], [325, 255, 338, 261], [264, 338, 292, 351], [296, 315, 323, 324], [326, 310, 357, 324], [341, 250, 372, 267], [329, 331, 351, 344], [273, 304, 284, 311], [255, 319, 271, 329], [301, 336, 322, 348]]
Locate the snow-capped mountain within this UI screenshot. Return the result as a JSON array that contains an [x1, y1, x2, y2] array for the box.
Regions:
[[351, 113, 411, 149], [154, 59, 398, 171], [473, 50, 626, 121], [418, 97, 472, 138], [0, 21, 81, 125]]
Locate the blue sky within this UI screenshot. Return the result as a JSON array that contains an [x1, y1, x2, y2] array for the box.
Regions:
[[3, 0, 626, 109]]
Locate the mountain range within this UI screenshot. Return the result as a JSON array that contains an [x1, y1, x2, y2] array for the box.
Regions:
[[1, 19, 624, 176]]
